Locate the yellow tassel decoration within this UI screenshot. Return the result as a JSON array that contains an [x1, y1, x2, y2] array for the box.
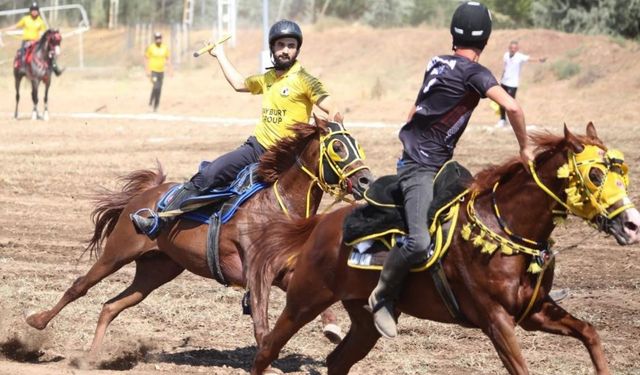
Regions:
[[557, 164, 571, 179], [473, 234, 484, 247], [553, 215, 566, 225], [461, 223, 472, 240], [527, 261, 542, 274], [481, 241, 498, 254], [500, 243, 514, 255]]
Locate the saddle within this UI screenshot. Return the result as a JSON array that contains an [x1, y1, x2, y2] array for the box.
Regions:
[[343, 161, 472, 271], [14, 42, 36, 70], [155, 163, 267, 286], [157, 163, 266, 225]]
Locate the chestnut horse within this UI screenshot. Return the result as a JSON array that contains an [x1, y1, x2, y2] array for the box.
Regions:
[[14, 29, 62, 120], [25, 117, 374, 356], [248, 123, 640, 375]]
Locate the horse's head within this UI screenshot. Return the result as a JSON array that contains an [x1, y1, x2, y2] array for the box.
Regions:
[[313, 114, 374, 200], [257, 115, 374, 205], [42, 29, 62, 57], [558, 123, 639, 245]]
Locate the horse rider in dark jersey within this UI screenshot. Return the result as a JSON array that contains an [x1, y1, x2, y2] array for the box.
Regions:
[[367, 1, 535, 339], [132, 19, 336, 238], [1, 2, 63, 76]]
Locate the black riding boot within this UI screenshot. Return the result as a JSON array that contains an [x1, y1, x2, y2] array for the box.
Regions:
[[52, 58, 64, 76], [367, 246, 412, 338], [130, 181, 200, 239]]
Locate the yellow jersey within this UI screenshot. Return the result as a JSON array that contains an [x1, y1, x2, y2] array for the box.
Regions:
[[245, 61, 329, 149], [145, 43, 170, 73], [16, 15, 46, 41]]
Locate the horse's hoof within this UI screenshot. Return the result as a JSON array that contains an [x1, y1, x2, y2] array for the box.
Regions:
[[263, 366, 284, 375], [24, 310, 47, 330], [43, 112, 49, 121], [323, 323, 343, 344]]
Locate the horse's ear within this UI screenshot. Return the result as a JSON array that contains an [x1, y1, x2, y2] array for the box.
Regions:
[[564, 123, 584, 153], [313, 113, 328, 132], [585, 121, 598, 140], [333, 112, 344, 123]]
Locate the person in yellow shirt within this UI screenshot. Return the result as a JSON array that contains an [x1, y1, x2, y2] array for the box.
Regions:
[[144, 32, 171, 112], [1, 2, 63, 76], [132, 19, 336, 238]]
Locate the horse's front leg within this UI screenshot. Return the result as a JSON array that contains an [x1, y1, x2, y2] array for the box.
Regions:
[[14, 72, 22, 119], [43, 81, 50, 121], [30, 79, 39, 120], [520, 298, 610, 375], [482, 307, 529, 374]]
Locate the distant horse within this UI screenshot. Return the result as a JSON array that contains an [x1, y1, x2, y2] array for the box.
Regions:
[[25, 117, 374, 358], [14, 29, 62, 120], [248, 123, 640, 375]]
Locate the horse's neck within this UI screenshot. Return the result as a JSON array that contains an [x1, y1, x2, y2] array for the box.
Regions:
[[273, 156, 324, 218], [477, 151, 567, 243]]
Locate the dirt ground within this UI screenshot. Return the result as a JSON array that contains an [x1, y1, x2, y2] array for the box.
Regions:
[[1, 26, 639, 374]]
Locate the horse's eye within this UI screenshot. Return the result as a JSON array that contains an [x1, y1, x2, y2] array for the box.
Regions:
[[328, 140, 347, 161], [588, 168, 604, 186]]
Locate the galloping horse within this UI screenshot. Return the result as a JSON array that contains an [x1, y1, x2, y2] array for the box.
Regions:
[[25, 117, 374, 357], [248, 123, 640, 375], [14, 29, 62, 120]]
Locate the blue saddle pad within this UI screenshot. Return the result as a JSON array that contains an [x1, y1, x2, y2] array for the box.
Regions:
[[157, 163, 267, 225]]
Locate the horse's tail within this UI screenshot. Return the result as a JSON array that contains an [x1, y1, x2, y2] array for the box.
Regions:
[[84, 162, 166, 258], [247, 214, 321, 333]]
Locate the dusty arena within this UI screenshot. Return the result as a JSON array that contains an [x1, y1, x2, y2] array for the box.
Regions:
[[0, 27, 639, 374]]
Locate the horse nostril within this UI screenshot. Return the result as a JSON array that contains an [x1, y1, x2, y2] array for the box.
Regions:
[[358, 176, 370, 188], [624, 221, 639, 233]]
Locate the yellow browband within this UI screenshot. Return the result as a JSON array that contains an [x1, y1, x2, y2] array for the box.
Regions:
[[530, 145, 633, 221], [274, 127, 368, 218]]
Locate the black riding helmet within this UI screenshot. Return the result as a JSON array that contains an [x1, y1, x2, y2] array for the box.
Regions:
[[30, 2, 39, 11], [450, 1, 492, 51], [268, 19, 303, 49], [268, 20, 303, 70]]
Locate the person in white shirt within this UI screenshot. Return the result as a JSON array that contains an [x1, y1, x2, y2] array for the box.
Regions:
[[497, 40, 546, 127]]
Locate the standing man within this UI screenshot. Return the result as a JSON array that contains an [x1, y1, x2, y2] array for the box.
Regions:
[[145, 32, 171, 112], [1, 2, 63, 76], [132, 19, 336, 238], [497, 40, 546, 127], [367, 2, 535, 339]]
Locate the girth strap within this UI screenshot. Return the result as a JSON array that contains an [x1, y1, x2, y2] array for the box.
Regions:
[[429, 261, 465, 321], [206, 212, 228, 286]]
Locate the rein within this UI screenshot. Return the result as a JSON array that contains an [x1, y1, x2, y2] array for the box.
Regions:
[[273, 124, 368, 219]]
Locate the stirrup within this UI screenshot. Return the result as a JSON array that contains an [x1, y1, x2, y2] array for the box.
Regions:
[[130, 208, 161, 239]]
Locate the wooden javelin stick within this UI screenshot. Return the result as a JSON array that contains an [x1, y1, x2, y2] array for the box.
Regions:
[[192, 35, 231, 57]]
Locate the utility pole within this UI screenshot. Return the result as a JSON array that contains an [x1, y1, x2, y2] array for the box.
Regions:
[[216, 0, 237, 47], [108, 0, 119, 29], [261, 0, 269, 72]]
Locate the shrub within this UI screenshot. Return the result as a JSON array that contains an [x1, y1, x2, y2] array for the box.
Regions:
[[551, 59, 581, 80]]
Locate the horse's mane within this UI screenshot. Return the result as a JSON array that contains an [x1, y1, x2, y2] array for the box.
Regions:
[[257, 122, 320, 183], [38, 29, 52, 45], [470, 131, 605, 193]]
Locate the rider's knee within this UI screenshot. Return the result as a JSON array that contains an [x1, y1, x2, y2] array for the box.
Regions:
[[399, 235, 430, 264]]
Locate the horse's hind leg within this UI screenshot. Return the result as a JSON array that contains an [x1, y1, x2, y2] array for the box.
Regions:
[[326, 300, 381, 375], [320, 306, 343, 344], [520, 299, 610, 375], [25, 219, 150, 330], [89, 251, 184, 355]]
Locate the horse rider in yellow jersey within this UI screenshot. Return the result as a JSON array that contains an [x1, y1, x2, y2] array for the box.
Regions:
[[145, 32, 171, 112], [1, 2, 63, 75], [132, 19, 337, 238]]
